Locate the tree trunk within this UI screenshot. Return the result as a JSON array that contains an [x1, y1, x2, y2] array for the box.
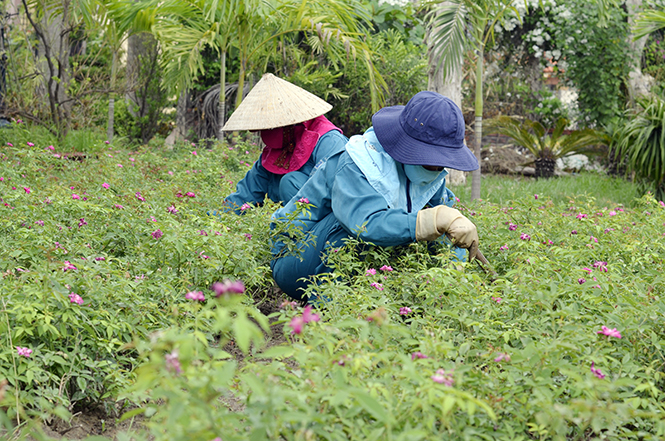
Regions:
[[471, 47, 483, 201], [107, 51, 117, 141], [626, 0, 653, 104], [218, 50, 226, 141], [426, 4, 466, 187]]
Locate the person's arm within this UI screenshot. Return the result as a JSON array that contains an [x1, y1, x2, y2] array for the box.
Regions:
[[331, 158, 418, 247]]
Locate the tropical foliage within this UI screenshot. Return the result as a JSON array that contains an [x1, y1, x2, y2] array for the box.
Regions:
[[485, 116, 609, 178], [612, 96, 665, 200]]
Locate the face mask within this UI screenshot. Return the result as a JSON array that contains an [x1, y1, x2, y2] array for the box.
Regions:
[[403, 164, 444, 186]]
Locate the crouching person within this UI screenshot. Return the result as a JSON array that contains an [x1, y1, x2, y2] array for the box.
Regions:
[[210, 73, 348, 215], [270, 91, 481, 301]]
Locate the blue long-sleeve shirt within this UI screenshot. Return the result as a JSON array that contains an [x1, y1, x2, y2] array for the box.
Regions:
[[272, 149, 455, 248], [223, 130, 348, 212]]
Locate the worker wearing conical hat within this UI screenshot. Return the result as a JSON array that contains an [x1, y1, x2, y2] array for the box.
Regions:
[[214, 73, 348, 214]]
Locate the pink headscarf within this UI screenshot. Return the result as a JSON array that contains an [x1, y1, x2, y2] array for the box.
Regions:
[[260, 115, 342, 174]]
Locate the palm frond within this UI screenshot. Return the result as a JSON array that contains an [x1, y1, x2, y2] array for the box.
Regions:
[[426, 1, 468, 79], [632, 10, 665, 39]]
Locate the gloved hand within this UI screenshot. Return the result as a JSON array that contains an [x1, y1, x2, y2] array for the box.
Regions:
[[416, 205, 479, 261]]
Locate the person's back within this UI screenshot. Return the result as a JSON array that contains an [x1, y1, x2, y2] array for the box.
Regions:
[[270, 91, 481, 301]]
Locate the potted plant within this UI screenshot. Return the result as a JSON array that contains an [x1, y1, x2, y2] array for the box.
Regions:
[[485, 116, 609, 178]]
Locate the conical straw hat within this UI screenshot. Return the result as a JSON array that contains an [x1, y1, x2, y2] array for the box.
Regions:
[[222, 73, 333, 131]]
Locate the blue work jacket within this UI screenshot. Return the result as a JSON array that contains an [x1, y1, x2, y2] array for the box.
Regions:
[[223, 130, 348, 213], [272, 128, 456, 247]]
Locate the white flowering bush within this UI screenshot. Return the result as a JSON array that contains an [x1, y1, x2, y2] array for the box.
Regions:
[[494, 0, 631, 127], [1, 126, 665, 440]]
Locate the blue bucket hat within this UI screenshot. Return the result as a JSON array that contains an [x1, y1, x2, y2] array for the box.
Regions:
[[371, 91, 479, 172]]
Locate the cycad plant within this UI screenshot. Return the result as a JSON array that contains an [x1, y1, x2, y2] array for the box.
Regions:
[[486, 116, 609, 178], [612, 96, 665, 200]]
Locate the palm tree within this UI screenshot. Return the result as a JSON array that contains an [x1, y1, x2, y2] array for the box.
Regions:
[[118, 0, 386, 140], [485, 116, 609, 178], [425, 0, 518, 200]]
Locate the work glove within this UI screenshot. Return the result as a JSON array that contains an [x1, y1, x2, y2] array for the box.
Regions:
[[416, 205, 479, 261]]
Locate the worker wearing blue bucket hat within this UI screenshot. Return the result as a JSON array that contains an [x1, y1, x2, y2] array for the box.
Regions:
[[270, 91, 480, 301]]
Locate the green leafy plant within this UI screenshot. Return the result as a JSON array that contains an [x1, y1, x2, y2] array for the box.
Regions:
[[612, 95, 665, 200], [486, 116, 609, 178]]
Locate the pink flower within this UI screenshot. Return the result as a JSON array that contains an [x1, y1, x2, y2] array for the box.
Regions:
[[297, 197, 310, 204], [244, 233, 252, 240], [192, 150, 197, 155], [534, 194, 538, 199], [576, 213, 588, 219], [72, 194, 80, 200], [370, 282, 384, 291], [280, 300, 298, 309], [102, 182, 110, 189], [16, 346, 32, 357], [105, 140, 110, 144], [431, 369, 454, 386], [63, 261, 77, 271], [199, 252, 209, 259], [152, 229, 163, 239], [185, 291, 205, 301], [27, 142, 34, 147], [199, 230, 208, 236], [609, 211, 617, 216], [365, 268, 377, 276], [500, 244, 509, 251], [399, 306, 412, 315], [590, 236, 598, 243], [167, 205, 178, 214], [114, 204, 124, 209], [302, 305, 320, 323], [380, 265, 393, 271], [290, 316, 305, 334], [590, 361, 605, 379], [23, 187, 31, 194], [186, 192, 196, 198], [578, 278, 586, 284], [147, 216, 157, 223], [78, 218, 88, 227], [508, 223, 517, 231], [47, 145, 55, 151], [165, 351, 182, 375], [491, 296, 502, 303], [659, 201, 665, 208], [582, 267, 592, 273], [240, 203, 251, 211], [95, 257, 105, 261], [212, 279, 245, 297], [494, 353, 511, 362], [135, 192, 146, 201], [6, 142, 13, 147], [35, 220, 44, 226], [593, 261, 608, 272], [571, 230, 578, 235], [520, 233, 531, 241], [68, 293, 84, 305], [597, 326, 622, 339], [117, 164, 123, 168], [411, 351, 428, 360]]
